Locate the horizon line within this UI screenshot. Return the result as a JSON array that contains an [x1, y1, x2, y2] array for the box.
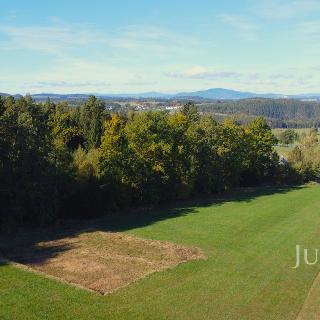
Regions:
[[2, 87, 320, 97]]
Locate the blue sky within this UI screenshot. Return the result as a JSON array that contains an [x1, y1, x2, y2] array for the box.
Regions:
[[0, 0, 319, 94]]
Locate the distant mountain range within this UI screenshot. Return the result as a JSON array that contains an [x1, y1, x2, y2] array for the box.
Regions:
[[123, 88, 320, 100], [174, 88, 284, 100], [1, 88, 320, 101]]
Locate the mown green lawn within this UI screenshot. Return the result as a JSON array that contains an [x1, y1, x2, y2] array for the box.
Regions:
[[2, 185, 320, 319]]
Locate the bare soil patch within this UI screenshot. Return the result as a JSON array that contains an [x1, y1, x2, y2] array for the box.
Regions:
[[3, 230, 205, 294]]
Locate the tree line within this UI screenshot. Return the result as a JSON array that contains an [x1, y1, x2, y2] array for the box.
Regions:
[[198, 98, 320, 128], [0, 95, 300, 229], [288, 129, 320, 181]]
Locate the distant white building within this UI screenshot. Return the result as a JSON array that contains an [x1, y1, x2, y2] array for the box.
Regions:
[[165, 106, 180, 110]]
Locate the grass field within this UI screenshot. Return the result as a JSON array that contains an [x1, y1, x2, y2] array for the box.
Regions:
[[272, 128, 315, 136], [272, 128, 315, 157], [2, 185, 320, 319], [274, 145, 295, 157], [0, 231, 204, 294]]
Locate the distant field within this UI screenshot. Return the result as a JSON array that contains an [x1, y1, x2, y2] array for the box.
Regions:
[[274, 145, 295, 157], [272, 128, 317, 157], [2, 185, 320, 319], [272, 128, 314, 136]]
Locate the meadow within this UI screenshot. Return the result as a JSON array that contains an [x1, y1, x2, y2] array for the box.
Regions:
[[2, 184, 320, 319], [272, 128, 317, 157], [272, 128, 314, 136], [274, 145, 295, 157]]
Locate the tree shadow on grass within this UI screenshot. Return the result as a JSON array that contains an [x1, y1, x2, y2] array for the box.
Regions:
[[0, 185, 305, 266]]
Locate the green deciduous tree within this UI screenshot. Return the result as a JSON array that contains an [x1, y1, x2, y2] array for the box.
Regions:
[[0, 97, 284, 228], [79, 95, 105, 150], [278, 129, 298, 145]]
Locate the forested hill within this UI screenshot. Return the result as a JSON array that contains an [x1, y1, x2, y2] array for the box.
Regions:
[[2, 92, 320, 127], [198, 98, 320, 128]]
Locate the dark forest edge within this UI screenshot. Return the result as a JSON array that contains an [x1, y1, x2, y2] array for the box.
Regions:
[[0, 95, 318, 230], [198, 98, 320, 128]]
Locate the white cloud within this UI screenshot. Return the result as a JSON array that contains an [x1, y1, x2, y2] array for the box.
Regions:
[[298, 21, 320, 37], [166, 67, 288, 82], [1, 17, 319, 94], [20, 58, 132, 93], [0, 22, 204, 64], [108, 24, 205, 60], [217, 14, 259, 41], [0, 21, 203, 93], [30, 80, 110, 89], [164, 66, 320, 94], [254, 0, 320, 19], [0, 24, 105, 55], [167, 66, 243, 80], [124, 81, 158, 86], [295, 21, 320, 56]]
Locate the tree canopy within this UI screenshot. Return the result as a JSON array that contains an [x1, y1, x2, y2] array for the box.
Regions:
[[0, 96, 293, 229]]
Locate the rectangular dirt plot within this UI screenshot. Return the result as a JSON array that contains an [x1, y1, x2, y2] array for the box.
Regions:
[[4, 231, 205, 294]]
